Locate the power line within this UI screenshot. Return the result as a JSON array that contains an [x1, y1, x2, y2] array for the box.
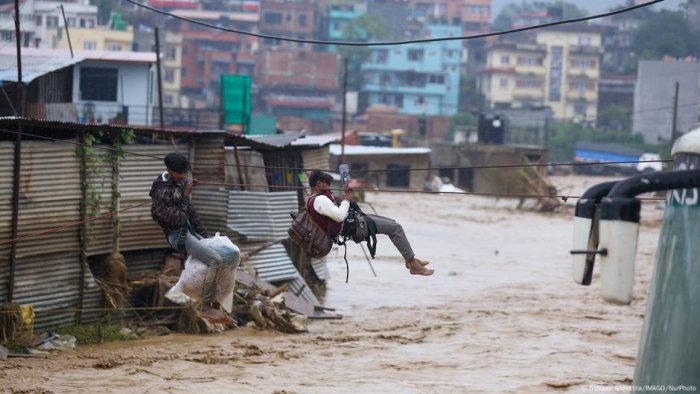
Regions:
[[121, 0, 663, 47]]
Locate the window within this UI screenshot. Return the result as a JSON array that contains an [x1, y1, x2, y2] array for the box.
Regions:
[[107, 42, 122, 51], [428, 74, 445, 84], [164, 94, 174, 105], [516, 79, 540, 88], [35, 15, 42, 26], [499, 78, 509, 88], [165, 69, 175, 83], [80, 67, 118, 101], [80, 18, 86, 28], [517, 56, 541, 66], [570, 80, 594, 92], [376, 49, 388, 64], [83, 41, 96, 50], [570, 58, 596, 69], [46, 16, 59, 27], [86, 19, 95, 28], [574, 103, 587, 116], [578, 36, 592, 46], [415, 96, 426, 105], [408, 49, 424, 61], [1, 31, 13, 42], [501, 55, 510, 65], [67, 17, 76, 27], [181, 68, 187, 76], [386, 164, 410, 187], [264, 12, 282, 24], [466, 5, 489, 17], [299, 14, 307, 27], [166, 47, 177, 60]]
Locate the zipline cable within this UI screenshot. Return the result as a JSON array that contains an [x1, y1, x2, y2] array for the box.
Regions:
[[121, 0, 662, 47]]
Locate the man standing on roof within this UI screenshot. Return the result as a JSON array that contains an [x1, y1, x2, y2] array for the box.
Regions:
[[149, 152, 233, 324], [308, 170, 434, 276]]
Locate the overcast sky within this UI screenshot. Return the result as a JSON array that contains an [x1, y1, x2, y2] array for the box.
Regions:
[[490, 0, 684, 21]]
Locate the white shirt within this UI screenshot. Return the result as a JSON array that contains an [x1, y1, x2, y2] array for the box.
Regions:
[[313, 194, 349, 223]]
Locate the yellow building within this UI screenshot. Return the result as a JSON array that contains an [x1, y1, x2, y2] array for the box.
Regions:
[[48, 26, 133, 52], [481, 26, 602, 123]]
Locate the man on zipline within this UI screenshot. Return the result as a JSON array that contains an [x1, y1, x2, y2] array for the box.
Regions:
[[308, 170, 434, 276], [149, 152, 234, 323]]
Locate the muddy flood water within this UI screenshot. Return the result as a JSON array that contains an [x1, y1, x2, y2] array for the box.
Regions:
[[1, 175, 666, 394]]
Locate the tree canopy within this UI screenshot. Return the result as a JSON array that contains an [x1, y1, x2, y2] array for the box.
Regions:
[[493, 1, 587, 31], [631, 10, 700, 60]]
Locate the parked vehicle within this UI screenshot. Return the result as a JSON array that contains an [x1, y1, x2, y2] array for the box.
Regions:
[[573, 141, 662, 175]]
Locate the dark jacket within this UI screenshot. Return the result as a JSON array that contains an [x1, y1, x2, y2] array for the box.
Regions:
[[149, 172, 207, 237]]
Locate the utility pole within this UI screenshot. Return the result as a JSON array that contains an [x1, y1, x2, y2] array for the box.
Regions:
[[60, 4, 74, 58], [154, 27, 165, 128], [341, 57, 348, 164], [671, 81, 680, 145], [9, 0, 24, 302]]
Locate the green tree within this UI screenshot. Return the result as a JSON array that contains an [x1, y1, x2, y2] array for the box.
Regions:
[[337, 14, 392, 91], [599, 105, 632, 131], [546, 121, 663, 163], [493, 1, 587, 31], [631, 10, 699, 60]]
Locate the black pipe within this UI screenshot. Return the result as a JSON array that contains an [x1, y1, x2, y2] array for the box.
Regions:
[[607, 169, 700, 198], [575, 180, 618, 219], [601, 169, 700, 223]]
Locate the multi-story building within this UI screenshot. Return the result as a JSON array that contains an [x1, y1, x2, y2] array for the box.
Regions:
[[255, 50, 339, 125], [259, 0, 316, 50], [0, 0, 98, 48], [48, 24, 133, 52], [132, 29, 184, 108], [326, 2, 364, 51], [633, 60, 700, 144], [361, 24, 462, 116], [481, 26, 602, 123], [166, 9, 259, 107]]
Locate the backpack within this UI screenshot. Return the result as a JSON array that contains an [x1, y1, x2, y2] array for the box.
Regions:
[[339, 202, 378, 258], [288, 195, 333, 259]]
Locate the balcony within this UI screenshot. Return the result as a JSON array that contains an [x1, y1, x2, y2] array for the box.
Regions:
[[565, 90, 597, 102], [363, 83, 447, 96], [569, 45, 603, 55]]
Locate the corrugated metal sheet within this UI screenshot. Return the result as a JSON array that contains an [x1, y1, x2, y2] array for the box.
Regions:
[[0, 142, 15, 301], [194, 136, 226, 184], [15, 142, 82, 259], [288, 275, 321, 307], [226, 191, 297, 241], [242, 242, 299, 283], [191, 187, 230, 235], [85, 148, 115, 256], [310, 257, 330, 281], [224, 148, 269, 192], [301, 146, 330, 171], [12, 252, 81, 331]]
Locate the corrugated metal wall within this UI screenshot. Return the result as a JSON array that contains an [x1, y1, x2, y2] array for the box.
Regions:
[[0, 142, 15, 302], [0, 138, 208, 330], [301, 146, 330, 171], [227, 191, 297, 241], [194, 136, 226, 184]]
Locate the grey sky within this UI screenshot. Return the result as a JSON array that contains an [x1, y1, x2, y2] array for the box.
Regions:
[[490, 0, 684, 21]]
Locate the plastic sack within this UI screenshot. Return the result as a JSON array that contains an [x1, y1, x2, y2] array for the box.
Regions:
[[165, 233, 240, 313]]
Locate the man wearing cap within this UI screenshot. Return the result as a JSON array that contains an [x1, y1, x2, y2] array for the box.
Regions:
[[149, 152, 232, 324]]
